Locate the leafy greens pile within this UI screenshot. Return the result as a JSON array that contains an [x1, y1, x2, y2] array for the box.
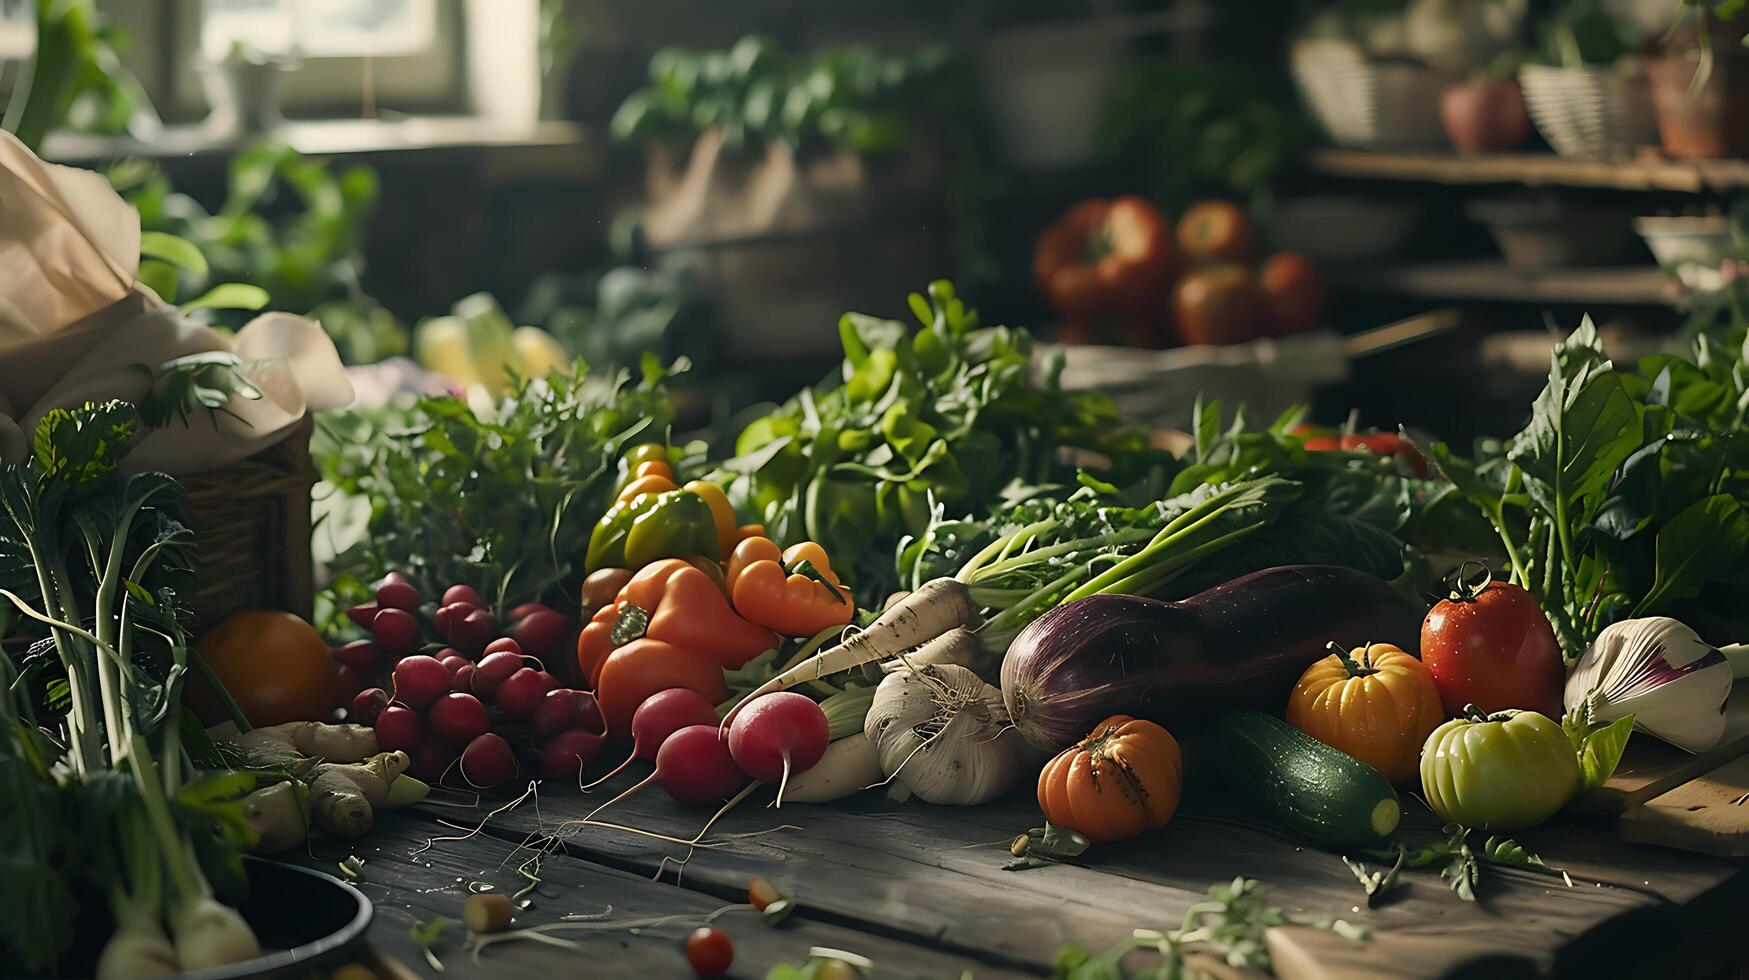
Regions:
[[709, 281, 1165, 604], [1423, 317, 1749, 653], [314, 358, 679, 619]]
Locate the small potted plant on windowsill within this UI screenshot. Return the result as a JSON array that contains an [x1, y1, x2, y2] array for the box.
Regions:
[[1518, 0, 1658, 159], [1645, 2, 1749, 158]]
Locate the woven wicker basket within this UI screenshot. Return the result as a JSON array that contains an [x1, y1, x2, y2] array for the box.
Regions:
[[1291, 40, 1455, 150], [181, 417, 317, 630], [1519, 63, 1657, 159]]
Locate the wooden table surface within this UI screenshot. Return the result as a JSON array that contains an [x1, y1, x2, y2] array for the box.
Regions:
[[287, 771, 1749, 979]]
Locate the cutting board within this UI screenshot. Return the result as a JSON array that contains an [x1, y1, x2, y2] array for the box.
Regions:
[[1619, 754, 1749, 857], [1579, 686, 1749, 816]]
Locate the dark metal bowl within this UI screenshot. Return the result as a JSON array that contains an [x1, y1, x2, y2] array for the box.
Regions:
[[173, 857, 373, 980]]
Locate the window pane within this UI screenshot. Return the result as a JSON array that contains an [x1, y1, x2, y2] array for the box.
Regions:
[[0, 0, 33, 61], [202, 0, 436, 59]]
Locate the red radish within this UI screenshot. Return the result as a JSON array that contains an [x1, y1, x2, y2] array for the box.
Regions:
[[336, 663, 378, 701], [450, 608, 498, 657], [586, 724, 745, 818], [375, 704, 423, 752], [439, 654, 471, 675], [582, 687, 718, 790], [510, 608, 567, 656], [434, 602, 469, 635], [333, 639, 382, 669], [508, 601, 548, 620], [443, 584, 485, 608], [685, 926, 733, 976], [483, 637, 523, 658], [533, 688, 603, 739], [407, 735, 458, 783], [727, 692, 829, 806], [375, 578, 421, 613], [460, 732, 519, 788], [540, 729, 605, 781], [429, 692, 490, 746], [392, 655, 452, 710], [372, 607, 420, 657], [350, 687, 389, 725], [434, 645, 467, 662], [345, 602, 381, 630], [375, 571, 414, 590], [471, 651, 523, 700], [496, 668, 558, 720], [453, 663, 477, 692]]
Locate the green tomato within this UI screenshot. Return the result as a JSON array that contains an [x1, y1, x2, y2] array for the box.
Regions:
[[1420, 708, 1579, 832]]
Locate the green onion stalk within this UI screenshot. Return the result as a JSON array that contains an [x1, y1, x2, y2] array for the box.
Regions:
[[953, 477, 1294, 656], [0, 402, 260, 975]]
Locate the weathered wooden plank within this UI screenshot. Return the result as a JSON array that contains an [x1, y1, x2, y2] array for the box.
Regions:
[[275, 808, 1025, 979], [421, 775, 1717, 978], [1620, 754, 1749, 857]]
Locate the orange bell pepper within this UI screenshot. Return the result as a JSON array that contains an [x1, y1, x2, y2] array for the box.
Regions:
[[595, 637, 729, 739], [577, 558, 776, 689], [725, 537, 854, 638]]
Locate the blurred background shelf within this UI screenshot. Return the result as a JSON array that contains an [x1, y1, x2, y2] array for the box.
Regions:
[[1329, 261, 1675, 307], [1307, 148, 1749, 194]]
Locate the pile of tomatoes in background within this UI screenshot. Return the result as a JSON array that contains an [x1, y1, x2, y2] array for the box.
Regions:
[[1032, 196, 1327, 349]]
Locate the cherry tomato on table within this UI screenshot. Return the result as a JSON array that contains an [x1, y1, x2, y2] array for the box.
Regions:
[[685, 927, 733, 976]]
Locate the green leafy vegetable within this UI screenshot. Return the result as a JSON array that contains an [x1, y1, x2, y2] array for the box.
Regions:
[[313, 358, 679, 620]]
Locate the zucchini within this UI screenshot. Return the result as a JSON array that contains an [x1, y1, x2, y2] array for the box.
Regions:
[[1213, 710, 1400, 848]]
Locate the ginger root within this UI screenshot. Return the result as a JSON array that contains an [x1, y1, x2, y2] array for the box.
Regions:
[[307, 750, 411, 839], [241, 780, 310, 854], [236, 721, 379, 777]]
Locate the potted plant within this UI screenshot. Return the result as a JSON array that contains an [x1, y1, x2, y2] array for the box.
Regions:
[[1518, 0, 1658, 158], [1441, 52, 1533, 153], [610, 35, 992, 359], [1645, 3, 1749, 158]]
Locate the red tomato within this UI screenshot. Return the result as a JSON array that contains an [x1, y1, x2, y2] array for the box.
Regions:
[[1421, 578, 1565, 718], [1177, 201, 1256, 265], [684, 927, 733, 976], [1259, 252, 1326, 336], [1339, 433, 1429, 477], [1171, 265, 1262, 346]]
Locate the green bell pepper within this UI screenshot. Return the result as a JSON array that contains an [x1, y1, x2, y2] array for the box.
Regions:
[[585, 492, 661, 573], [622, 489, 721, 570]]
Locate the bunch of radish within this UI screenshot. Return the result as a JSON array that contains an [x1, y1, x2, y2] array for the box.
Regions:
[[587, 690, 830, 819], [342, 573, 602, 789]]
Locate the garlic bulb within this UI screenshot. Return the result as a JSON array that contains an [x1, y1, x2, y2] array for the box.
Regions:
[[1564, 617, 1732, 753], [864, 663, 1027, 805]]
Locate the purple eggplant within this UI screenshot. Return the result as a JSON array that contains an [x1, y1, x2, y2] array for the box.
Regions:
[[1000, 564, 1424, 750]]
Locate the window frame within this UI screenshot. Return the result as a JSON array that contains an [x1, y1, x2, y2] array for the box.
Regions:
[[103, 0, 471, 124]]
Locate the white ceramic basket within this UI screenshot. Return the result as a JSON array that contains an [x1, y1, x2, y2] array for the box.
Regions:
[[1518, 62, 1657, 159], [1290, 39, 1455, 150]]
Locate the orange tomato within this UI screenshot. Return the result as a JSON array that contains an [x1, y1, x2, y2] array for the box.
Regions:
[[1176, 201, 1256, 265], [190, 610, 338, 727], [1259, 252, 1327, 337], [1037, 715, 1182, 844], [1286, 642, 1443, 783]]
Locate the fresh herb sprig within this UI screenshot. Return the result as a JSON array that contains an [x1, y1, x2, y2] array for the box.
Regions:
[[1051, 877, 1368, 980]]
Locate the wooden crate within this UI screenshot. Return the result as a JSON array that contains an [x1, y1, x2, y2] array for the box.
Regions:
[[182, 416, 317, 630]]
